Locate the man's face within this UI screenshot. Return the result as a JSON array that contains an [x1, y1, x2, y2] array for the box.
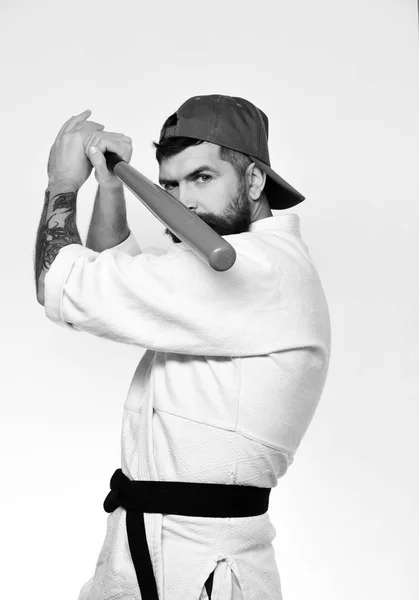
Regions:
[[158, 142, 252, 244]]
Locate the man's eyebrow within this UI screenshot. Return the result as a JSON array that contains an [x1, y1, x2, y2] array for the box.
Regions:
[[159, 165, 219, 186]]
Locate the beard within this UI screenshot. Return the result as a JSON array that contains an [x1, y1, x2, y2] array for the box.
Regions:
[[164, 178, 252, 244]]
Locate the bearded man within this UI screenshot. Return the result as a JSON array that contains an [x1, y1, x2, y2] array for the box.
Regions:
[[35, 95, 331, 600]]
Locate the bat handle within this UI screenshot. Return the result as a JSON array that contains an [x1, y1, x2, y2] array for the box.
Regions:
[[105, 151, 124, 173]]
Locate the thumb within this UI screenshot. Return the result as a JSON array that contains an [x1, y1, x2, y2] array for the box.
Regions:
[[88, 146, 117, 185], [88, 145, 105, 169]]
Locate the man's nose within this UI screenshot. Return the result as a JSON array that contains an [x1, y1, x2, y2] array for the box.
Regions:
[[178, 184, 198, 211]]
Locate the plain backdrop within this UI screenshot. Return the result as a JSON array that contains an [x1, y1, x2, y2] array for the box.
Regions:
[[1, 1, 418, 599]]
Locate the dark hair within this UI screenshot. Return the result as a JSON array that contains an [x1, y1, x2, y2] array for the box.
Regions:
[[152, 136, 253, 181]]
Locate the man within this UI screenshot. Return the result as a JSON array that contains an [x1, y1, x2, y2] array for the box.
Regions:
[[35, 95, 331, 600]]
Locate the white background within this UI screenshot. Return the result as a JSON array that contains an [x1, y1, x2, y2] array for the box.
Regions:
[[1, 1, 418, 599]]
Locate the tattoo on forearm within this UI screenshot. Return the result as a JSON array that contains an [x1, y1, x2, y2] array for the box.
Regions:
[[35, 189, 82, 291]]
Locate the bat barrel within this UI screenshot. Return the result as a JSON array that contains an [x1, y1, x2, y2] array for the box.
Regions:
[[104, 152, 237, 272]]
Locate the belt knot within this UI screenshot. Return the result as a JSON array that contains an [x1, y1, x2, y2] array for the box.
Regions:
[[103, 468, 127, 513]]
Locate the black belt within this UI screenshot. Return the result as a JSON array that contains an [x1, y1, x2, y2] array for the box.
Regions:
[[103, 468, 271, 600]]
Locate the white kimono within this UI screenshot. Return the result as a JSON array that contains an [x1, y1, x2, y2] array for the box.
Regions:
[[44, 213, 331, 600]]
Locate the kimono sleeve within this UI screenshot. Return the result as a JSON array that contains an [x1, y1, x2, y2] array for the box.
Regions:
[[43, 233, 283, 356]]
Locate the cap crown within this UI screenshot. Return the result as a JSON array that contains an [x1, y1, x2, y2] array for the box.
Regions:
[[159, 95, 271, 166]]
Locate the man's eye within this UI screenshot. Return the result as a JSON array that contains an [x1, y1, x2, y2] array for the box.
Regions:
[[196, 174, 212, 183]]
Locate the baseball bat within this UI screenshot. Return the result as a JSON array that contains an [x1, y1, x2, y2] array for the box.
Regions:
[[104, 151, 237, 272]]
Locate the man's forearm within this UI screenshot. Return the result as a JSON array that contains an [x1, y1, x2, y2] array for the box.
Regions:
[[86, 183, 130, 252], [35, 182, 82, 304]]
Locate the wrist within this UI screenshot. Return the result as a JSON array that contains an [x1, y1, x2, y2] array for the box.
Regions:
[[48, 178, 79, 195], [98, 179, 124, 191]]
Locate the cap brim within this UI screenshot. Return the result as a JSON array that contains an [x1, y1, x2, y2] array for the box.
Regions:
[[250, 156, 305, 210]]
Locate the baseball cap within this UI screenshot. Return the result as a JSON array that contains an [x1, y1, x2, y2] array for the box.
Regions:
[[158, 94, 305, 210]]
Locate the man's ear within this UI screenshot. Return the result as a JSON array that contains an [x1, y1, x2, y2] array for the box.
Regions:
[[245, 163, 266, 200]]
